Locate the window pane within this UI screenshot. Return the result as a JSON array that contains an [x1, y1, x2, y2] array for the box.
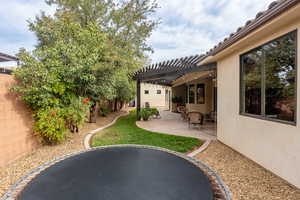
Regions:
[[186, 85, 188, 103], [189, 84, 195, 104], [242, 49, 263, 115], [197, 84, 205, 104], [264, 32, 296, 122]]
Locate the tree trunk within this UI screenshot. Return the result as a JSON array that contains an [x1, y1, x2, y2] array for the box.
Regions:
[[114, 99, 118, 112], [120, 101, 124, 110], [89, 102, 97, 123], [109, 100, 114, 111]]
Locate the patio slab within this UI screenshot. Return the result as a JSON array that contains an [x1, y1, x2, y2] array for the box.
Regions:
[[136, 111, 217, 141]]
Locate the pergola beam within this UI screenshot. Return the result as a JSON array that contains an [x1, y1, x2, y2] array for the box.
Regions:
[[133, 54, 217, 119], [134, 62, 217, 82]]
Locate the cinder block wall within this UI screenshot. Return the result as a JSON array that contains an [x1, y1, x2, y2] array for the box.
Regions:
[[0, 74, 38, 167]]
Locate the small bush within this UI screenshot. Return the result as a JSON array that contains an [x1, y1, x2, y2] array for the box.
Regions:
[[34, 107, 67, 144], [99, 104, 111, 117], [140, 108, 152, 121], [64, 97, 90, 133], [33, 97, 90, 144], [149, 108, 159, 116]]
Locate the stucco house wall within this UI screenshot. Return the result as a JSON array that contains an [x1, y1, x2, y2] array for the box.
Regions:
[[140, 83, 170, 109], [217, 10, 300, 188]]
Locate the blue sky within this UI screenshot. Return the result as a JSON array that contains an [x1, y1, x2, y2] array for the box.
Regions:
[[0, 0, 274, 66]]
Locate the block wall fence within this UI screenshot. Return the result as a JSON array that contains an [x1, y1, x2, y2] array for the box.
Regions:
[[0, 74, 38, 167]]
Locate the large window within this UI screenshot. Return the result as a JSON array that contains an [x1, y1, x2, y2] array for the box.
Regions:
[[240, 30, 297, 124]]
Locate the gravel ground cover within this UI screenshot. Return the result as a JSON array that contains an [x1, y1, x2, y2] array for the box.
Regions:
[[0, 111, 124, 197], [2, 114, 300, 200], [195, 141, 300, 200]]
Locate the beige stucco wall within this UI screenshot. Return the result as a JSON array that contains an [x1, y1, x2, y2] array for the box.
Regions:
[[0, 74, 38, 167], [217, 14, 300, 188], [139, 83, 170, 109]]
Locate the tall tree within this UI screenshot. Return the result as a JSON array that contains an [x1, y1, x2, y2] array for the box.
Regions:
[[13, 0, 158, 130], [13, 14, 112, 142], [46, 0, 158, 113]]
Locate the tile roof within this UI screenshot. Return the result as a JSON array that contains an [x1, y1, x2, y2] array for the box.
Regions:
[[133, 0, 300, 84], [205, 0, 300, 57]]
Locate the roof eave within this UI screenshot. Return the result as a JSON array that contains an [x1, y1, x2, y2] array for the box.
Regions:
[[0, 52, 19, 62], [198, 0, 300, 65]]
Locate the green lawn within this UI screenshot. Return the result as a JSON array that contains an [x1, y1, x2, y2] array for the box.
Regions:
[[92, 111, 203, 153]]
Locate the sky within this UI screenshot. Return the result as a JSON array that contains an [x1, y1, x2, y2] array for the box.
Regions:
[[0, 0, 275, 66]]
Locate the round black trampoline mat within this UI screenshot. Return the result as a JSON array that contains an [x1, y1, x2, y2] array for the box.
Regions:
[[17, 147, 214, 200]]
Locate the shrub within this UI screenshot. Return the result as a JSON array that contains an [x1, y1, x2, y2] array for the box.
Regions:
[[140, 108, 152, 121], [34, 107, 67, 144], [149, 108, 159, 116], [99, 104, 111, 117], [64, 97, 90, 133], [33, 97, 90, 143]]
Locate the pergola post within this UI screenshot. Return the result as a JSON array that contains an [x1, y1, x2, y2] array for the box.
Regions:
[[136, 79, 141, 120]]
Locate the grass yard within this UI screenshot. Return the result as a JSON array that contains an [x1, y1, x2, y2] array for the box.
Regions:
[[92, 111, 202, 153]]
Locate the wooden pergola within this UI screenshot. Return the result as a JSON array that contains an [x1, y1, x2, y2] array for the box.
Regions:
[[133, 54, 217, 120]]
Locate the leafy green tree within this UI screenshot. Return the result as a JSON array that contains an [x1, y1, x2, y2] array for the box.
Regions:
[[13, 14, 114, 142], [12, 0, 158, 143], [46, 0, 159, 104], [110, 68, 136, 110]]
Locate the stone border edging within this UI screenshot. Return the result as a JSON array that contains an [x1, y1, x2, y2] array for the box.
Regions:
[[1, 144, 231, 200], [188, 140, 211, 157], [83, 112, 129, 149]]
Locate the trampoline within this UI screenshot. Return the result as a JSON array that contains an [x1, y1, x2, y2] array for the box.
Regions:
[[3, 145, 230, 200]]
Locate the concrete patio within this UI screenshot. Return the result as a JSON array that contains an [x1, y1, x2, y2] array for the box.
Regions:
[[136, 110, 217, 141]]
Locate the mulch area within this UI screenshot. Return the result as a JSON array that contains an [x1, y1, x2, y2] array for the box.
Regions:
[[0, 111, 124, 197], [195, 141, 300, 200]]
